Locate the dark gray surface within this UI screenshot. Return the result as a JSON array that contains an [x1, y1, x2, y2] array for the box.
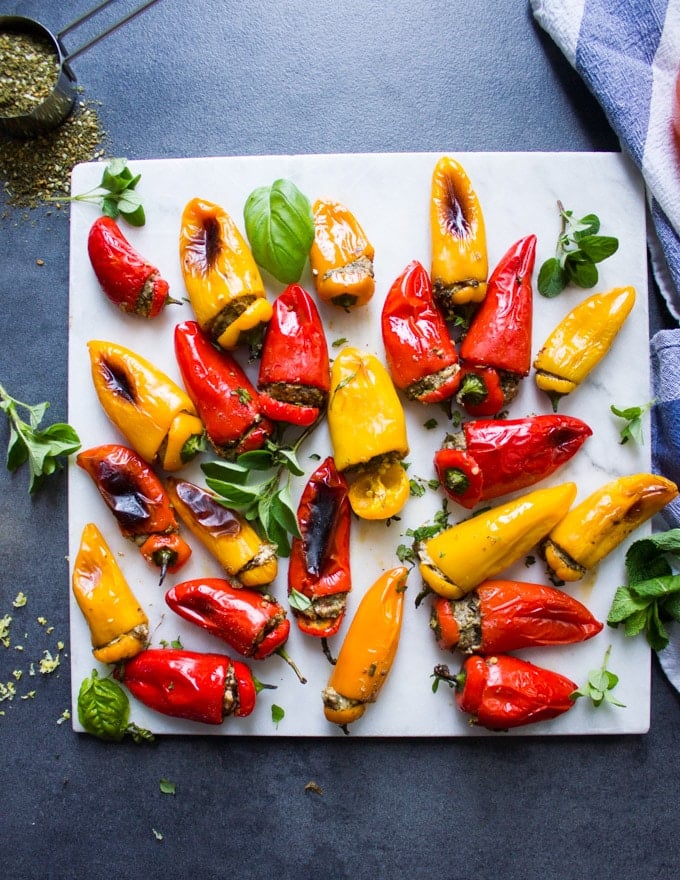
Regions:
[[1, 2, 678, 878]]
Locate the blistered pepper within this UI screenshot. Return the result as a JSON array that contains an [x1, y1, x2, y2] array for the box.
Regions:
[[417, 482, 577, 599], [77, 444, 192, 585], [433, 414, 592, 509], [309, 198, 375, 309], [88, 339, 205, 472], [430, 578, 603, 655], [166, 578, 305, 682], [165, 478, 277, 588], [179, 197, 273, 351], [72, 522, 149, 664], [456, 234, 536, 414], [114, 648, 263, 724], [257, 284, 330, 427], [288, 457, 351, 638], [328, 346, 410, 520], [541, 473, 679, 582], [430, 155, 488, 321], [534, 286, 636, 411], [434, 654, 577, 730], [174, 320, 273, 459], [322, 566, 408, 731], [381, 259, 460, 404], [87, 216, 175, 318]]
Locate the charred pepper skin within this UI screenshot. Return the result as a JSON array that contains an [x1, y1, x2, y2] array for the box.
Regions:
[[114, 648, 258, 724], [88, 339, 205, 472], [434, 414, 592, 509], [165, 478, 278, 588], [309, 199, 375, 310], [457, 234, 536, 414], [179, 197, 273, 350], [430, 578, 603, 655], [77, 444, 192, 584], [87, 216, 173, 318], [257, 284, 330, 427], [322, 566, 408, 730], [174, 320, 273, 459], [430, 155, 488, 321], [72, 522, 149, 664], [381, 259, 460, 404], [541, 473, 679, 582], [288, 457, 352, 638]]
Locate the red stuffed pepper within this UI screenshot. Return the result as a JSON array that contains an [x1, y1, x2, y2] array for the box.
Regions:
[[434, 653, 577, 730], [174, 320, 273, 459], [433, 414, 592, 508], [114, 648, 265, 724], [288, 457, 351, 639], [165, 578, 306, 682], [77, 444, 192, 584], [457, 234, 536, 415], [87, 216, 174, 318], [381, 259, 460, 404], [257, 284, 330, 427], [430, 578, 603, 655]]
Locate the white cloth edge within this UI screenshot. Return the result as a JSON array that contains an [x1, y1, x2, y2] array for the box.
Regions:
[[530, 0, 585, 66]]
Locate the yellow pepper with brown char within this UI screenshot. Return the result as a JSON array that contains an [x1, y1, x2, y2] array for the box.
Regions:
[[72, 522, 149, 664], [430, 155, 488, 321], [417, 482, 577, 599], [541, 473, 679, 582], [179, 197, 273, 350], [534, 286, 636, 411], [328, 346, 410, 520], [88, 340, 205, 472]]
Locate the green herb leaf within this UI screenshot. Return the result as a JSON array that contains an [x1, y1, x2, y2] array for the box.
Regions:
[[77, 669, 130, 741], [289, 588, 313, 612], [243, 178, 315, 283], [610, 401, 653, 445], [159, 778, 176, 795], [570, 646, 625, 708], [271, 704, 285, 727], [537, 257, 567, 298], [577, 234, 619, 264], [67, 159, 146, 226]]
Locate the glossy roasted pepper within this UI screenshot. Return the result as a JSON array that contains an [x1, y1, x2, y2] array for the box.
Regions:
[[87, 216, 175, 318], [77, 444, 192, 585], [433, 414, 592, 509], [88, 339, 205, 472], [165, 478, 278, 588], [288, 457, 352, 638], [430, 155, 488, 321], [430, 578, 603, 655], [328, 346, 410, 520], [309, 198, 375, 309], [257, 284, 330, 427], [534, 286, 636, 411], [417, 482, 577, 599], [166, 578, 305, 682], [114, 648, 263, 724], [174, 320, 273, 459], [322, 566, 408, 730], [381, 259, 460, 404], [541, 473, 679, 582], [434, 654, 577, 730], [179, 197, 273, 350], [72, 522, 149, 664], [457, 234, 536, 414]]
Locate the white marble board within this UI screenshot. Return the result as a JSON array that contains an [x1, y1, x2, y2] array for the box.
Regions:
[[68, 152, 651, 736]]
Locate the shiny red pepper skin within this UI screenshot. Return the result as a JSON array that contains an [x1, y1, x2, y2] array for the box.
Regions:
[[87, 217, 172, 318], [431, 578, 603, 655], [114, 648, 257, 724], [288, 457, 351, 637], [174, 320, 273, 459], [76, 444, 192, 583], [166, 578, 290, 660], [258, 284, 330, 427], [434, 414, 592, 508], [448, 653, 577, 730], [457, 234, 536, 413], [381, 260, 460, 404]]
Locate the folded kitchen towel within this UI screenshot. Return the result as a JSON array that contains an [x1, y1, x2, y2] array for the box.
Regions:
[[651, 329, 680, 528], [531, 0, 680, 320]]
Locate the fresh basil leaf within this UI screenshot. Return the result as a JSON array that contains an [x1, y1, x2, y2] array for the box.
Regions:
[[77, 669, 130, 742], [270, 487, 301, 539], [202, 459, 250, 481], [276, 447, 305, 477], [237, 449, 276, 471], [289, 588, 313, 612]]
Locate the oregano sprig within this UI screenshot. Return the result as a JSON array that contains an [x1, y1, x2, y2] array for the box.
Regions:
[[61, 158, 146, 226], [570, 645, 626, 708], [610, 400, 654, 445]]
